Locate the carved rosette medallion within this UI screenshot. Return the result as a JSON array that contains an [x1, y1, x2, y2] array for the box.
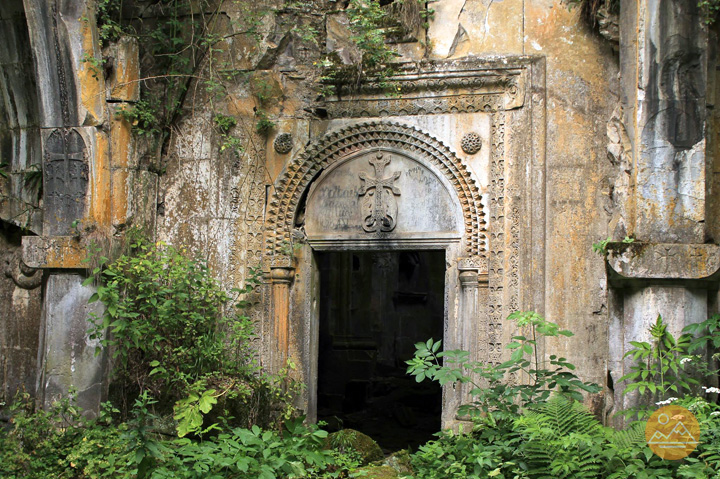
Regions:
[[461, 132, 482, 155], [274, 133, 293, 154], [358, 152, 401, 233]]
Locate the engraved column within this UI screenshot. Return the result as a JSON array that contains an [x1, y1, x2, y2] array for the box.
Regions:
[[456, 263, 481, 419], [270, 264, 294, 370]]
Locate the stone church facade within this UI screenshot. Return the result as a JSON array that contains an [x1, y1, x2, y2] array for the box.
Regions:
[[1, 0, 718, 427]]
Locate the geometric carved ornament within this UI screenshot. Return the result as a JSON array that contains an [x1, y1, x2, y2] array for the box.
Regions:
[[43, 128, 88, 236]]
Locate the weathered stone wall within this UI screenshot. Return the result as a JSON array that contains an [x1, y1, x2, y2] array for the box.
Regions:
[[1, 0, 717, 423], [154, 0, 619, 421], [0, 0, 155, 411], [0, 224, 42, 407]]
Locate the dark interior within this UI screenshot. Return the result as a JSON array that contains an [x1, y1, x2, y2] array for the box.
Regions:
[[316, 250, 445, 452]]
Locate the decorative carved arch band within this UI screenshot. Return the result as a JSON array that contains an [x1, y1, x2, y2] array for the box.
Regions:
[[265, 121, 486, 259]]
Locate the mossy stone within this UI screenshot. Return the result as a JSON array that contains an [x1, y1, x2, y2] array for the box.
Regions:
[[325, 429, 384, 465], [350, 465, 399, 478], [381, 449, 413, 475]]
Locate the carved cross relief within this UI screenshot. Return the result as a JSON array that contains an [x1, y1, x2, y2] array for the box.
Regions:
[[358, 152, 401, 233], [44, 128, 88, 235]]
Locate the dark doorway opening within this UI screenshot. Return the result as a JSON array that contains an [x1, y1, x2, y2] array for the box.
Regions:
[[316, 250, 444, 452]]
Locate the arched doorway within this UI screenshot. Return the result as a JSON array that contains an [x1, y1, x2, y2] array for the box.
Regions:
[[264, 121, 490, 434]]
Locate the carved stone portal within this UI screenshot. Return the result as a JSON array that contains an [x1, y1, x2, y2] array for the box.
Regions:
[[263, 58, 547, 429], [358, 152, 401, 233]]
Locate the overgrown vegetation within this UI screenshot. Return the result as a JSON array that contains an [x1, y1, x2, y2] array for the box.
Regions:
[[93, 0, 430, 149], [84, 234, 296, 430], [699, 0, 720, 24], [406, 311, 601, 423], [2, 305, 720, 477], [320, 0, 432, 96], [407, 312, 720, 478]]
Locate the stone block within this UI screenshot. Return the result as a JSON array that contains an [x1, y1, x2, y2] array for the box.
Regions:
[[607, 243, 720, 280], [325, 13, 361, 65], [38, 274, 106, 416], [90, 129, 112, 229], [131, 170, 159, 235], [110, 106, 137, 168], [23, 236, 86, 269], [250, 70, 284, 112], [111, 168, 131, 228], [75, 5, 106, 127], [106, 36, 139, 102]]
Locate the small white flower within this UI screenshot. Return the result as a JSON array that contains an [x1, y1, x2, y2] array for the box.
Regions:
[[710, 411, 720, 416], [680, 357, 692, 365], [702, 387, 720, 394], [656, 397, 678, 406]]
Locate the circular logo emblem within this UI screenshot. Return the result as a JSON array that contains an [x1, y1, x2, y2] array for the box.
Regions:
[[645, 405, 700, 460]]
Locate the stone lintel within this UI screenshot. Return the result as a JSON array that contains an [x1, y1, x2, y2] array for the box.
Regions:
[[23, 236, 87, 269], [322, 56, 537, 119], [606, 242, 720, 280]]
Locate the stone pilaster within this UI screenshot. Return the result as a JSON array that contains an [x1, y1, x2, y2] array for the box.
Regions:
[[610, 0, 714, 419]]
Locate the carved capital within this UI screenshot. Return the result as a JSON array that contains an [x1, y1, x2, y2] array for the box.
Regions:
[[23, 236, 87, 269], [458, 255, 488, 274], [269, 255, 294, 269], [459, 270, 479, 289], [269, 267, 294, 284]]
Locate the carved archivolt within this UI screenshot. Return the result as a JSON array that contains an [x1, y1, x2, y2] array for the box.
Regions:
[[265, 121, 486, 259]]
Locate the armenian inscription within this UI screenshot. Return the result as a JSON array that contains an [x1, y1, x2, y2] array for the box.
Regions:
[[358, 152, 401, 233], [302, 140, 466, 244]]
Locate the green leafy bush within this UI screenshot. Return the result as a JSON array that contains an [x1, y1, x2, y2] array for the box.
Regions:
[[0, 393, 133, 479], [0, 392, 336, 479], [87, 239, 236, 397], [151, 416, 331, 479], [406, 311, 600, 422], [86, 236, 296, 429], [620, 314, 720, 416]]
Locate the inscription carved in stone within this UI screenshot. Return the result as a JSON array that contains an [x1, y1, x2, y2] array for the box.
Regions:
[[607, 243, 720, 279], [266, 121, 486, 258], [44, 129, 88, 236], [358, 153, 401, 233]]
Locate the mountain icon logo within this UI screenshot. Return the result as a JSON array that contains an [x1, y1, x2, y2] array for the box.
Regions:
[[645, 405, 700, 460]]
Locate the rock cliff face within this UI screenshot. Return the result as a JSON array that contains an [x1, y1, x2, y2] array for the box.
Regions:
[[0, 0, 717, 426]]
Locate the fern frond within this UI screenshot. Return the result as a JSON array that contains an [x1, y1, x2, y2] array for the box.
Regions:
[[608, 421, 646, 451], [516, 396, 605, 479]]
